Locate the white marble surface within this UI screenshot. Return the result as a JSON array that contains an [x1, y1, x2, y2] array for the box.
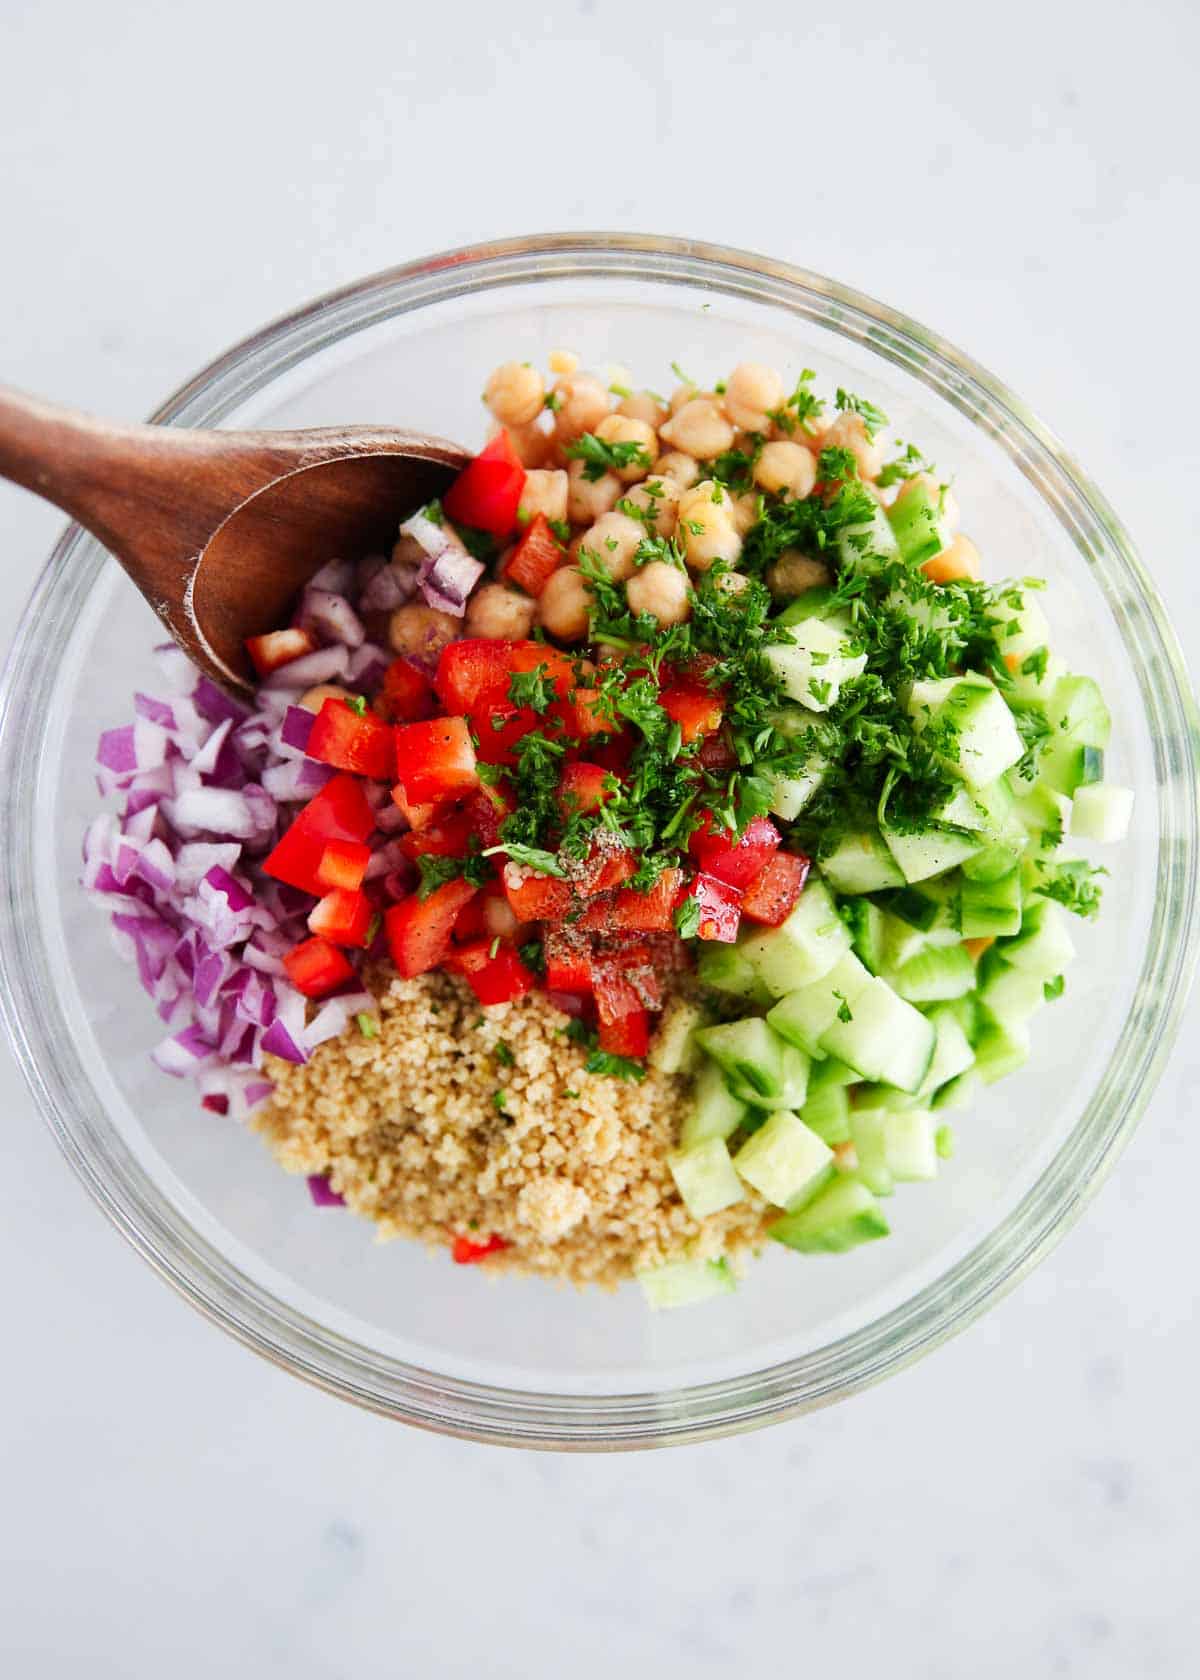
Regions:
[[2, 2, 1198, 1673]]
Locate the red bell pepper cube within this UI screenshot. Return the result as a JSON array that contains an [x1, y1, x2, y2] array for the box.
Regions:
[[502, 513, 564, 597], [451, 1232, 509, 1264], [443, 431, 527, 539], [453, 895, 488, 942], [390, 784, 442, 831], [378, 656, 436, 723], [283, 935, 356, 998], [689, 812, 781, 888], [597, 1008, 650, 1059], [465, 786, 511, 850], [658, 678, 724, 743], [592, 962, 644, 1027], [740, 851, 811, 927], [263, 773, 376, 895], [472, 703, 540, 768], [315, 838, 371, 894], [501, 862, 573, 923], [444, 939, 537, 1006], [308, 887, 375, 948], [688, 872, 743, 942], [571, 687, 614, 740], [558, 761, 613, 816], [393, 716, 479, 804], [245, 626, 317, 677], [543, 929, 593, 993], [385, 879, 478, 978], [576, 845, 637, 897], [436, 638, 518, 713], [577, 894, 615, 932], [307, 697, 395, 781], [611, 867, 684, 932], [398, 807, 476, 861]]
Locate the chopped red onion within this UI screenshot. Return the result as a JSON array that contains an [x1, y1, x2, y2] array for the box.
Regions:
[[262, 645, 350, 691], [307, 1174, 345, 1207], [280, 706, 316, 753], [299, 588, 365, 650], [308, 558, 356, 596]]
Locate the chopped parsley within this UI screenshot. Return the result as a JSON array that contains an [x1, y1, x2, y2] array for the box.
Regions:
[[584, 1050, 647, 1082], [494, 1040, 515, 1067], [345, 694, 368, 717], [832, 990, 853, 1024], [492, 1089, 511, 1117], [483, 842, 567, 878], [1036, 859, 1107, 919], [834, 387, 888, 440], [674, 896, 701, 938], [355, 1012, 378, 1038], [1044, 974, 1066, 1001], [565, 431, 652, 482], [508, 662, 557, 713], [416, 851, 491, 899]]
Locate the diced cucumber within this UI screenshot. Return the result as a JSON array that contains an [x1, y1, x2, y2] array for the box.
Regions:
[[886, 476, 954, 566], [987, 587, 1051, 659], [1007, 650, 1065, 705], [649, 998, 707, 1075], [773, 589, 838, 625], [935, 775, 1017, 836], [818, 976, 936, 1093], [849, 1109, 893, 1196], [1070, 784, 1134, 843], [999, 897, 1076, 978], [732, 1040, 811, 1111], [739, 875, 851, 996], [764, 618, 867, 713], [820, 828, 906, 893], [800, 1082, 852, 1144], [960, 867, 1023, 938], [695, 1019, 785, 1102], [874, 883, 948, 933], [836, 501, 900, 574], [1040, 738, 1104, 798], [935, 1122, 956, 1158], [637, 1255, 736, 1309], [768, 758, 827, 821], [695, 943, 773, 1007], [843, 897, 887, 974], [972, 1010, 1031, 1083], [882, 823, 982, 884], [770, 1175, 890, 1253], [1047, 673, 1112, 749], [978, 959, 1047, 1027], [942, 990, 981, 1042], [668, 1137, 746, 1218], [680, 1059, 747, 1148], [961, 838, 1026, 883], [933, 1067, 983, 1111], [907, 675, 1025, 790], [890, 942, 976, 1003], [1013, 782, 1072, 857], [853, 1082, 920, 1113], [766, 951, 873, 1056], [917, 1005, 976, 1098], [733, 1110, 834, 1208], [886, 1110, 939, 1182], [809, 1055, 859, 1092]]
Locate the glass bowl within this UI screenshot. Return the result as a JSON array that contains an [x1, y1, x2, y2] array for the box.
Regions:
[[1, 234, 1196, 1450]]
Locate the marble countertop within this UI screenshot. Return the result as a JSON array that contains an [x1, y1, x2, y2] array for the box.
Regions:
[[2, 2, 1197, 1674]]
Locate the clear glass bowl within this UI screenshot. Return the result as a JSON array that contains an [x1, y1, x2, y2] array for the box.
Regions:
[[1, 235, 1196, 1449]]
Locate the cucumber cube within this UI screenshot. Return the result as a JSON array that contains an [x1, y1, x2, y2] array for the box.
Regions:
[[961, 839, 1027, 885], [765, 617, 867, 713], [1070, 784, 1134, 843], [680, 1059, 747, 1148], [960, 868, 1023, 938], [694, 1018, 785, 1101], [820, 828, 906, 894], [886, 476, 953, 566], [768, 757, 827, 821], [769, 1176, 890, 1253], [818, 976, 936, 1093], [739, 876, 851, 996], [979, 960, 1048, 1026], [849, 1109, 894, 1196], [1047, 673, 1112, 748], [1013, 783, 1072, 856], [972, 1010, 1031, 1083], [733, 1111, 833, 1208], [649, 998, 706, 1075], [732, 1039, 811, 1111], [695, 943, 774, 1007], [882, 823, 982, 883], [918, 1006, 976, 1098], [836, 502, 900, 573], [933, 1067, 983, 1111], [843, 897, 887, 974], [908, 675, 1025, 790], [637, 1256, 736, 1310], [891, 942, 976, 1004], [773, 591, 839, 625], [809, 1055, 859, 1092], [999, 897, 1076, 978], [1041, 739, 1104, 797], [987, 588, 1051, 659], [766, 951, 872, 1055], [668, 1138, 746, 1218], [800, 1082, 852, 1144], [885, 1110, 939, 1182]]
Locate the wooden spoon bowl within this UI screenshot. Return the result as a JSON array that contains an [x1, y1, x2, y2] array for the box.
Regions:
[[0, 386, 470, 692]]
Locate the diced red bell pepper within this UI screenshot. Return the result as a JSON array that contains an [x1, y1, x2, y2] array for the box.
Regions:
[[451, 1232, 509, 1264], [592, 962, 644, 1026], [576, 845, 637, 897], [558, 761, 613, 816], [282, 935, 356, 998], [572, 687, 614, 739], [307, 697, 395, 781], [315, 838, 371, 894], [245, 626, 318, 677], [390, 784, 442, 831], [689, 812, 781, 888], [597, 1009, 650, 1059], [398, 807, 476, 861], [688, 872, 743, 942], [466, 786, 510, 850], [444, 939, 537, 1006], [502, 513, 564, 597], [453, 895, 488, 942], [576, 893, 615, 932], [393, 716, 479, 804], [443, 431, 527, 539], [611, 867, 684, 932], [436, 638, 518, 713], [501, 862, 573, 922], [472, 703, 540, 768], [658, 678, 724, 743], [385, 879, 478, 978], [263, 773, 376, 895], [378, 656, 436, 723], [740, 851, 811, 927], [308, 887, 375, 948], [697, 731, 738, 771], [543, 929, 593, 993]]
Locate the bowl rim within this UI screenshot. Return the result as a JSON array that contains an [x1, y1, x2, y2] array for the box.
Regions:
[[2, 231, 1197, 1449]]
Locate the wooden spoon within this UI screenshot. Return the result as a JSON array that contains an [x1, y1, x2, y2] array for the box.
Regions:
[[0, 385, 470, 693]]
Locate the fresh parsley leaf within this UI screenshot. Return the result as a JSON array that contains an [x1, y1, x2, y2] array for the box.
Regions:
[[674, 896, 701, 938], [482, 842, 566, 877], [492, 1089, 511, 1116], [584, 1050, 647, 1082], [355, 1012, 378, 1038], [1043, 974, 1066, 1001], [565, 431, 652, 482], [832, 990, 853, 1023], [519, 939, 546, 975], [508, 662, 556, 714], [1036, 859, 1107, 919], [345, 694, 368, 717], [494, 1039, 515, 1067], [834, 387, 888, 440], [1021, 646, 1050, 683], [416, 854, 464, 899]]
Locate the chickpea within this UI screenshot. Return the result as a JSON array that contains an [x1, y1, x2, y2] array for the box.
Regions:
[[766, 551, 832, 597], [551, 372, 610, 443], [821, 411, 884, 480], [668, 382, 700, 415], [620, 475, 680, 537], [655, 450, 701, 490], [548, 348, 579, 376], [387, 602, 459, 663], [483, 893, 522, 939], [595, 413, 659, 483], [537, 566, 592, 642], [566, 458, 622, 524], [894, 471, 961, 534], [625, 560, 692, 627], [754, 440, 818, 500], [500, 420, 552, 469], [724, 362, 785, 433], [518, 467, 569, 525], [619, 391, 668, 428], [484, 361, 545, 427], [464, 582, 537, 640], [730, 492, 761, 537], [659, 398, 736, 461], [298, 682, 354, 714], [577, 510, 645, 582], [713, 569, 752, 598], [677, 480, 743, 572]]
